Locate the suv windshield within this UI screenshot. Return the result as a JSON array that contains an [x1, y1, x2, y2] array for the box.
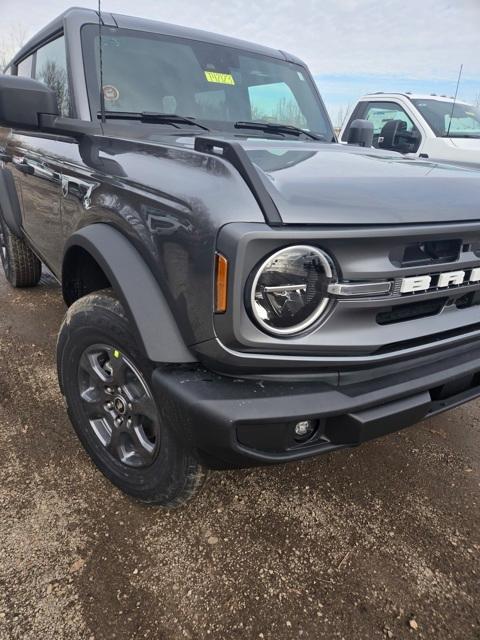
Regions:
[[81, 25, 333, 140], [412, 98, 480, 138]]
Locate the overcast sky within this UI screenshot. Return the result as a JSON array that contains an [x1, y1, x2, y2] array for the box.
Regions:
[[1, 0, 479, 124]]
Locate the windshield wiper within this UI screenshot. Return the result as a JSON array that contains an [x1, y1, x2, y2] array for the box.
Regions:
[[234, 120, 324, 141], [98, 111, 210, 131]]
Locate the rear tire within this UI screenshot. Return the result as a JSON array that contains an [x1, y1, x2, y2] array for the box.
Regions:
[[57, 289, 207, 507], [0, 215, 41, 287]]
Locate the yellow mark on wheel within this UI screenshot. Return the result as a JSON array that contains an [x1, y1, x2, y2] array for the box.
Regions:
[[113, 350, 121, 359], [204, 71, 235, 85]]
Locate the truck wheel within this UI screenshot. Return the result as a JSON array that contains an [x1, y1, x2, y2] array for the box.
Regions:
[[0, 216, 41, 287], [57, 289, 207, 507]]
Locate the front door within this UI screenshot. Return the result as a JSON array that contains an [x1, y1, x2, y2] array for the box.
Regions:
[[10, 34, 71, 275]]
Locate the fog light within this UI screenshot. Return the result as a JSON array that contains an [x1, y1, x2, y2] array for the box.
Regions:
[[294, 420, 316, 442]]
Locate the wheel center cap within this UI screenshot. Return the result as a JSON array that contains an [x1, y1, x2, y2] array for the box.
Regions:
[[114, 396, 127, 415]]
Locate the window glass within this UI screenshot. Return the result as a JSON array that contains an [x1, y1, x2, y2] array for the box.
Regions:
[[17, 56, 33, 77], [364, 102, 415, 134], [81, 26, 332, 139], [194, 89, 226, 120], [249, 82, 307, 127], [412, 99, 480, 138], [34, 36, 70, 116]]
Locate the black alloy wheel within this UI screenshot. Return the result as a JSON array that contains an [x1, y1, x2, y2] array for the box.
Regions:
[[78, 344, 161, 468]]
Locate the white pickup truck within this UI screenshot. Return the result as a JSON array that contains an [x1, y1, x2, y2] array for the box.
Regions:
[[340, 93, 480, 167]]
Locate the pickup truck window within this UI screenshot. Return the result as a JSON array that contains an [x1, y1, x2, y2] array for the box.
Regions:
[[34, 36, 70, 117], [364, 102, 415, 136], [361, 101, 421, 153], [412, 99, 480, 138], [81, 26, 331, 138]]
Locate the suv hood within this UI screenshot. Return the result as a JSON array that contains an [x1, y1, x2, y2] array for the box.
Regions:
[[240, 140, 480, 225]]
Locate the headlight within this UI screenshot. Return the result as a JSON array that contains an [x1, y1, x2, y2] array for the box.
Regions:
[[248, 245, 334, 336]]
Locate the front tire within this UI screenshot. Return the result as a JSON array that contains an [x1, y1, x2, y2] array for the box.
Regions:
[[57, 289, 207, 507], [0, 215, 41, 287]]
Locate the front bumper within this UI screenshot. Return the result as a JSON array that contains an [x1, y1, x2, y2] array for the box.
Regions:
[[151, 342, 480, 469]]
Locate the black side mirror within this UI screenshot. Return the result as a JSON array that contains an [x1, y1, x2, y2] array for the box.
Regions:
[[0, 75, 59, 130], [378, 119, 406, 149], [346, 119, 374, 148]]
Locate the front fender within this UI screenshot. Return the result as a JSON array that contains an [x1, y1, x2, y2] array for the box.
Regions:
[[63, 224, 196, 364]]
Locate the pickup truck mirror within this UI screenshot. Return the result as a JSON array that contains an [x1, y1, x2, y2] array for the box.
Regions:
[[378, 119, 405, 150], [346, 119, 374, 148], [0, 75, 59, 130]]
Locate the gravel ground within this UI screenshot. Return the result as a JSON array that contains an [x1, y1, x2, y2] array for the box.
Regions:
[[0, 270, 479, 640]]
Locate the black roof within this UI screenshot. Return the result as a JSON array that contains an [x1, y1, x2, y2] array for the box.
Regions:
[[11, 7, 303, 67]]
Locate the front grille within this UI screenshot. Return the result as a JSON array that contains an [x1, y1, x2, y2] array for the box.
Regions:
[[376, 290, 480, 326], [217, 221, 480, 366], [398, 239, 462, 267], [377, 298, 448, 325], [319, 224, 480, 358], [456, 290, 480, 309]]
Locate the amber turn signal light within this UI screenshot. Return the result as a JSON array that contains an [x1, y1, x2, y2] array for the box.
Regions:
[[215, 253, 228, 313]]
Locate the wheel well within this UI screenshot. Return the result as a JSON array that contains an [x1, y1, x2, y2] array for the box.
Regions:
[[62, 246, 111, 306]]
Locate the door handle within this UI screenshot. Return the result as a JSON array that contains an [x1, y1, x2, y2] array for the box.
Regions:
[[61, 175, 99, 209]]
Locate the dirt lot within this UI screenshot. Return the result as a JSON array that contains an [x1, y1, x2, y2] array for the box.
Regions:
[[0, 270, 479, 640]]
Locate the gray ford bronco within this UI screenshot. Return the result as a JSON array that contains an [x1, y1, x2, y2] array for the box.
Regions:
[[2, 8, 480, 506]]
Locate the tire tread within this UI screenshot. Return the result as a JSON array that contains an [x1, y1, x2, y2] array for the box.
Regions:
[[0, 217, 41, 287]]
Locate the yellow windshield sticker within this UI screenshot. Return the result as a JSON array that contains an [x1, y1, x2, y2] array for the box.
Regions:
[[204, 71, 235, 85]]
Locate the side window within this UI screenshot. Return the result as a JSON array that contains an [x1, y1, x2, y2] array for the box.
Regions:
[[248, 82, 307, 128], [364, 102, 415, 134], [17, 55, 33, 78], [34, 36, 70, 116], [363, 101, 420, 152]]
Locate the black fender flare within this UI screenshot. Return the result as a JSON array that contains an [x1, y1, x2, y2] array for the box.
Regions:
[[0, 167, 23, 237], [63, 224, 196, 364]]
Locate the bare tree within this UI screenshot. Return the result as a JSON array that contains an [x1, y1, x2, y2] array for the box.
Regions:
[[0, 24, 28, 72], [335, 104, 351, 129], [37, 61, 70, 115], [251, 98, 307, 128]]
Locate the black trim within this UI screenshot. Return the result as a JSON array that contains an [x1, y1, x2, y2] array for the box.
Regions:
[[195, 137, 283, 226], [152, 341, 480, 468], [63, 224, 196, 364]]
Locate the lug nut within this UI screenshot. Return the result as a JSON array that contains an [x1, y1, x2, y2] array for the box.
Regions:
[[128, 403, 133, 410], [106, 386, 114, 394], [127, 418, 132, 427], [117, 387, 122, 393], [115, 417, 123, 426], [106, 401, 114, 410]]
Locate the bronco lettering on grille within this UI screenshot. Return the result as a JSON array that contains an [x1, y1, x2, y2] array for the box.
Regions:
[[400, 267, 480, 294]]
